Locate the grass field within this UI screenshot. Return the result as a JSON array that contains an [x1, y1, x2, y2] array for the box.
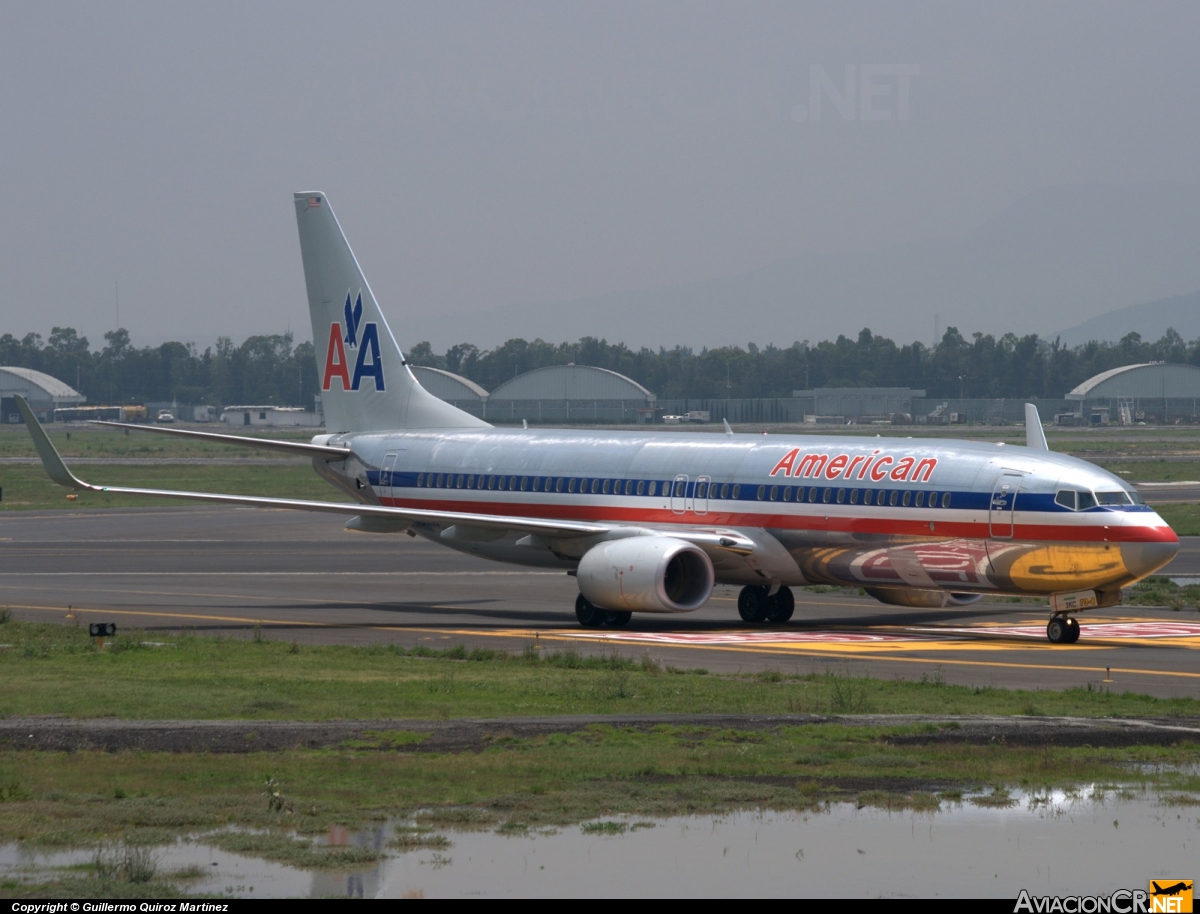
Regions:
[[2, 620, 1199, 722], [0, 425, 318, 459], [0, 619, 1197, 895]]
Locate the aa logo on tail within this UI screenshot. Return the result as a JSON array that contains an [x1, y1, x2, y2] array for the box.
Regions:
[[323, 292, 385, 392]]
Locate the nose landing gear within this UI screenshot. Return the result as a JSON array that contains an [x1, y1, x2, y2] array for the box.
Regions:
[[1046, 615, 1081, 644], [737, 585, 795, 624]]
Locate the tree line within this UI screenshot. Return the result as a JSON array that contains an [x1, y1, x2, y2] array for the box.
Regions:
[[1, 324, 1195, 406]]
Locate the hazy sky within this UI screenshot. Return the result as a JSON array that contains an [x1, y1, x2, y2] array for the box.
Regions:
[[2, 1, 1197, 350]]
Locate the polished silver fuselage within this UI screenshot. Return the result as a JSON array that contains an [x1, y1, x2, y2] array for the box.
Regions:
[[313, 427, 1178, 600]]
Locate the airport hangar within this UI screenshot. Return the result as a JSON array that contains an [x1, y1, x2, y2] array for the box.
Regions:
[[411, 363, 657, 423], [0, 367, 85, 424], [1065, 362, 1200, 424]]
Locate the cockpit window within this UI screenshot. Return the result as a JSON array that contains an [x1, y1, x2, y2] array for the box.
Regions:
[[1054, 490, 1076, 510], [1095, 491, 1132, 506], [1077, 491, 1097, 510], [1128, 491, 1144, 505]]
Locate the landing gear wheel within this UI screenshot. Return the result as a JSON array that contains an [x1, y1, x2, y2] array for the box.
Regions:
[[605, 610, 633, 628], [738, 585, 769, 623], [765, 586, 795, 623], [1046, 616, 1068, 644], [575, 594, 606, 629], [1065, 618, 1081, 644]]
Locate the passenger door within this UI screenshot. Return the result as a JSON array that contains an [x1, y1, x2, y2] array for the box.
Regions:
[[989, 471, 1022, 539], [380, 452, 398, 503], [671, 473, 689, 515]]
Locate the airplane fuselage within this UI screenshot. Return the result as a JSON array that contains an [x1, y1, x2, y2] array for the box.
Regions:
[[314, 427, 1178, 603]]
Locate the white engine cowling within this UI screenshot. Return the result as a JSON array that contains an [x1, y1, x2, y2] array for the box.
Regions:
[[864, 587, 983, 608], [577, 536, 715, 613]]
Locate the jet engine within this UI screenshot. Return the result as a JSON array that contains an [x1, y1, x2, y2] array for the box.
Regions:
[[864, 587, 982, 608], [577, 536, 715, 613]]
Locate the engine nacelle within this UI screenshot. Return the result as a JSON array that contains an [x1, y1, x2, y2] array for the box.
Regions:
[[864, 587, 983, 608], [577, 536, 715, 613]]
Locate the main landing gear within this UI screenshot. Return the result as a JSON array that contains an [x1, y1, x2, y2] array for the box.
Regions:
[[1046, 615, 1081, 645], [737, 585, 795, 624], [575, 594, 632, 629]]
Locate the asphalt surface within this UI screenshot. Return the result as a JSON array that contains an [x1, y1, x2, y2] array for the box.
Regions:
[[1, 507, 1199, 698]]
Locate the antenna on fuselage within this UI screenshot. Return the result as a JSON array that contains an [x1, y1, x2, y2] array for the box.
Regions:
[[723, 419, 733, 437], [1024, 403, 1049, 451]]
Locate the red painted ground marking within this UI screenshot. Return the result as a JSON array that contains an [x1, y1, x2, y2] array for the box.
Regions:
[[912, 621, 1200, 640]]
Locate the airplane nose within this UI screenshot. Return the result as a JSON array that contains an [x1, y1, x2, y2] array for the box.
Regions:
[[1120, 541, 1179, 579]]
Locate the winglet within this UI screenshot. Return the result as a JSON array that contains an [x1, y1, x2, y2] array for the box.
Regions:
[[1024, 403, 1049, 451], [14, 396, 90, 490]]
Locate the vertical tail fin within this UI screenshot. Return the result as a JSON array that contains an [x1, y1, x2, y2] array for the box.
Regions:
[[293, 192, 489, 433]]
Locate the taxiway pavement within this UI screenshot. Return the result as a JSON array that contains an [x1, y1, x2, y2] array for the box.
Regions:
[[1, 507, 1198, 698]]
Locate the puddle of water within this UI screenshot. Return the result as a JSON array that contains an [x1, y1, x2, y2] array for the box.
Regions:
[[3, 791, 1198, 898]]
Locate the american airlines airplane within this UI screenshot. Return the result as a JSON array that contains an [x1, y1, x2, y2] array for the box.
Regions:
[[16, 193, 1180, 644]]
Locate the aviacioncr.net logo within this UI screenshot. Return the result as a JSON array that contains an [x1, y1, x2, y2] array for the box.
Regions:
[[322, 292, 385, 392]]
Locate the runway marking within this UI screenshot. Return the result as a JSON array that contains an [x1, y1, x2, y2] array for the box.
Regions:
[[6, 604, 325, 628], [568, 630, 923, 645], [422, 627, 1200, 682], [911, 621, 1200, 640]]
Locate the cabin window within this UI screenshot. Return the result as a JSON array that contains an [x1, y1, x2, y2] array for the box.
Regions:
[[532, 477, 541, 492], [1055, 489, 1076, 510], [417, 473, 425, 487], [755, 485, 765, 500], [902, 491, 912, 507], [565, 478, 575, 493], [602, 479, 611, 494], [822, 487, 832, 503], [731, 484, 741, 499], [466, 475, 476, 489], [805, 487, 816, 503], [848, 488, 858, 504], [485, 476, 494, 489], [553, 478, 562, 493], [518, 477, 527, 491], [697, 481, 708, 499], [718, 483, 728, 499], [769, 485, 778, 501], [889, 490, 899, 506], [636, 480, 646, 496], [941, 492, 951, 508], [1096, 491, 1131, 506], [435, 474, 444, 487], [1077, 491, 1097, 510], [914, 491, 924, 507], [782, 486, 793, 502], [498, 477, 506, 491], [509, 477, 517, 490], [455, 474, 464, 488], [837, 488, 846, 504]]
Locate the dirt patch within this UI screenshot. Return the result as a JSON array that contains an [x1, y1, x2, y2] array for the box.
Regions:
[[0, 714, 1197, 754]]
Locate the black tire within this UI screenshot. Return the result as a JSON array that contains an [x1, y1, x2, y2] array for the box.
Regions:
[[738, 585, 769, 623], [1046, 617, 1067, 644], [605, 610, 633, 628], [1065, 618, 1081, 644], [575, 594, 606, 628], [765, 586, 795, 623]]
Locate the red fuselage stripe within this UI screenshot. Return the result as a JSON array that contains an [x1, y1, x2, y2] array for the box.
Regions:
[[383, 496, 1177, 544]]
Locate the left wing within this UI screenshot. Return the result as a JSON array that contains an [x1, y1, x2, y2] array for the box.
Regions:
[[15, 396, 607, 540]]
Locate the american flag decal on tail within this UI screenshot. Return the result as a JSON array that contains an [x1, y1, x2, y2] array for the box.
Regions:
[[308, 196, 322, 207]]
